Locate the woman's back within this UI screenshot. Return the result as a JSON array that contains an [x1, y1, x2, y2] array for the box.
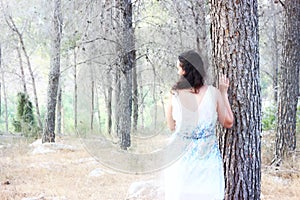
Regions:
[[171, 85, 217, 136], [165, 85, 224, 200]]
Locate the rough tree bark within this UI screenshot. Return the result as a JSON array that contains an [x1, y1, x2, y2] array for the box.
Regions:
[[118, 0, 136, 150], [274, 0, 300, 164], [42, 0, 62, 143], [211, 1, 261, 199]]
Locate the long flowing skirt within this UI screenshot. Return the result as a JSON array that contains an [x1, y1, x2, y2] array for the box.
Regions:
[[164, 136, 224, 200]]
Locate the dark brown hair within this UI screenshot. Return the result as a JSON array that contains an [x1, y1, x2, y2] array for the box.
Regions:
[[172, 50, 205, 93]]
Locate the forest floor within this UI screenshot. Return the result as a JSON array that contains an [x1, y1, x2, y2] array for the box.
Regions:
[[0, 132, 299, 200]]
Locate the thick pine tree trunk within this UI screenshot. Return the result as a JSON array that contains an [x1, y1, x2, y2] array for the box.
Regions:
[[42, 0, 62, 143], [275, 0, 300, 164], [211, 1, 261, 199]]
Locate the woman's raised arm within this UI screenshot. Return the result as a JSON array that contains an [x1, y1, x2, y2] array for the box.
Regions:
[[216, 74, 234, 128]]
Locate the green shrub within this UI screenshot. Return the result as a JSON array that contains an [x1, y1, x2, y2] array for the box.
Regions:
[[12, 92, 38, 138], [262, 104, 277, 131]]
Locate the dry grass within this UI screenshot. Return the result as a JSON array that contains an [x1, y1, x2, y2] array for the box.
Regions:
[[0, 137, 156, 200], [261, 131, 300, 200], [0, 133, 299, 200]]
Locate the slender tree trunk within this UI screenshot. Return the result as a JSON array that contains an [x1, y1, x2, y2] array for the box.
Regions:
[[42, 0, 62, 143], [0, 44, 8, 133], [138, 71, 144, 128], [271, 2, 279, 104], [211, 1, 261, 199], [16, 46, 27, 94], [5, 16, 42, 129], [112, 0, 122, 139], [113, 67, 121, 138], [106, 82, 113, 135], [153, 68, 157, 129], [90, 79, 95, 132], [95, 87, 101, 133], [100, 0, 112, 136], [56, 81, 62, 136], [274, 0, 300, 164], [73, 48, 78, 130], [132, 61, 138, 132]]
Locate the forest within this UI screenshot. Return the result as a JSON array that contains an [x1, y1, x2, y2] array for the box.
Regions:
[[0, 0, 299, 199]]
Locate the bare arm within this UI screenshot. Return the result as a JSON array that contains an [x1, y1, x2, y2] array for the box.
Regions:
[[166, 93, 176, 131], [217, 74, 234, 128]]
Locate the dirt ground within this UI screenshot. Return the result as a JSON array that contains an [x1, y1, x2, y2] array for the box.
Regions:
[[0, 134, 299, 200]]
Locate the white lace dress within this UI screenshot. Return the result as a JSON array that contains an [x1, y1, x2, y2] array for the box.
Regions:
[[164, 85, 224, 200]]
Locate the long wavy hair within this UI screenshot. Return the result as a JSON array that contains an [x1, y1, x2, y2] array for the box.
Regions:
[[172, 50, 205, 93]]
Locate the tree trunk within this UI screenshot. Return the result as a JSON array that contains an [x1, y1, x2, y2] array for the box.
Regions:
[[16, 46, 27, 94], [132, 60, 138, 132], [42, 0, 62, 143], [112, 0, 122, 139], [119, 69, 132, 150], [275, 0, 300, 164], [106, 81, 113, 135], [95, 87, 101, 133], [6, 16, 43, 129], [271, 2, 279, 104], [56, 81, 62, 136], [113, 66, 121, 138], [73, 48, 78, 130], [138, 71, 144, 128], [119, 0, 136, 150], [90, 79, 95, 132], [211, 1, 261, 199], [0, 44, 9, 133]]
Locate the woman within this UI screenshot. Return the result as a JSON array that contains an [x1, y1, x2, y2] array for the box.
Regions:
[[164, 50, 234, 200]]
